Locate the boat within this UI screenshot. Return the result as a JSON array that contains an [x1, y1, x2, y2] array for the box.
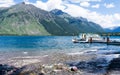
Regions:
[[72, 33, 120, 45], [72, 33, 105, 43], [72, 37, 87, 43]]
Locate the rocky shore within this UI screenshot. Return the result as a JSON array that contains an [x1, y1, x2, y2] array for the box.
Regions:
[[0, 52, 120, 75], [105, 58, 120, 75]]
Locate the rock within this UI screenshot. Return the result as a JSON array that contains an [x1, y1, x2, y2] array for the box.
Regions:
[[70, 66, 78, 72], [39, 72, 45, 75], [0, 64, 18, 75], [66, 58, 108, 73], [107, 58, 120, 70]]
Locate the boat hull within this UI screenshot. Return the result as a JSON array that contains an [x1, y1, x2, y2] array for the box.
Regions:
[[107, 42, 120, 45], [73, 41, 120, 46]]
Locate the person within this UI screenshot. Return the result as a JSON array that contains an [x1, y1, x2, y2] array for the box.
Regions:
[[107, 37, 110, 43], [82, 34, 86, 40], [89, 37, 92, 43]]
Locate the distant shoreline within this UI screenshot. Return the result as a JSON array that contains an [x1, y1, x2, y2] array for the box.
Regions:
[[0, 32, 120, 36]]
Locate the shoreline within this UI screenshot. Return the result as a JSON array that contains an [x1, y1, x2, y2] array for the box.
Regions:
[[1, 50, 120, 75]]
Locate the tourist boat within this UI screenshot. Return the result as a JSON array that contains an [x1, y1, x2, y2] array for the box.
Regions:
[[72, 33, 106, 43], [72, 33, 120, 45]]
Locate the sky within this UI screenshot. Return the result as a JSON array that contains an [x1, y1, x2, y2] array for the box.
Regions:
[[0, 0, 120, 28]]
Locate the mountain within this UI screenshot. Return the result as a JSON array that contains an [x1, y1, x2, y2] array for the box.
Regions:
[[0, 3, 50, 35], [0, 3, 104, 35], [50, 9, 104, 33], [113, 27, 120, 32], [104, 28, 113, 32], [104, 26, 120, 32]]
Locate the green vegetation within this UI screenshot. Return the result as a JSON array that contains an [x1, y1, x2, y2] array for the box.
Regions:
[[0, 4, 50, 35]]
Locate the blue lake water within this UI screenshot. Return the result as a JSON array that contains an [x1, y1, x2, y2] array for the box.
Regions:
[[0, 36, 120, 58]]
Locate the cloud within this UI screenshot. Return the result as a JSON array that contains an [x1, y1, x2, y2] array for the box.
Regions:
[[32, 0, 65, 11], [23, 0, 28, 2], [0, 0, 13, 3], [80, 2, 90, 7], [91, 4, 100, 8], [24, 0, 30, 4], [46, 0, 65, 11], [65, 0, 101, 3], [64, 4, 89, 17], [114, 13, 120, 20], [63, 4, 115, 28], [65, 5, 120, 28], [33, 1, 47, 10], [104, 3, 115, 8], [0, 0, 15, 7]]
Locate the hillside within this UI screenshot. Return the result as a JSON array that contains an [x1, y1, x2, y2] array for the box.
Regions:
[[0, 3, 50, 35], [50, 9, 104, 33], [0, 3, 104, 35]]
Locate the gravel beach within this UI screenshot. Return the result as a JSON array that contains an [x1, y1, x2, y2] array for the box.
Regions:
[[1, 50, 120, 75]]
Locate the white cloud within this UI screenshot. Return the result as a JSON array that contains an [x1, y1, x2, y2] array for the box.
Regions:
[[64, 4, 89, 17], [32, 0, 65, 11], [24, 0, 30, 4], [32, 1, 47, 10], [24, 0, 29, 2], [80, 2, 90, 7], [64, 5, 120, 28], [104, 3, 115, 8], [92, 4, 100, 8], [46, 0, 65, 11], [65, 0, 101, 3], [0, 0, 15, 7], [63, 4, 114, 28], [114, 13, 120, 20], [0, 0, 13, 3]]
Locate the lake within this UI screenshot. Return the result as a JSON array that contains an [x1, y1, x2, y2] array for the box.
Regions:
[[0, 36, 120, 62]]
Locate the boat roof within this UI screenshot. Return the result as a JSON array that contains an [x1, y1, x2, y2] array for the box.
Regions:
[[79, 33, 101, 38]]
